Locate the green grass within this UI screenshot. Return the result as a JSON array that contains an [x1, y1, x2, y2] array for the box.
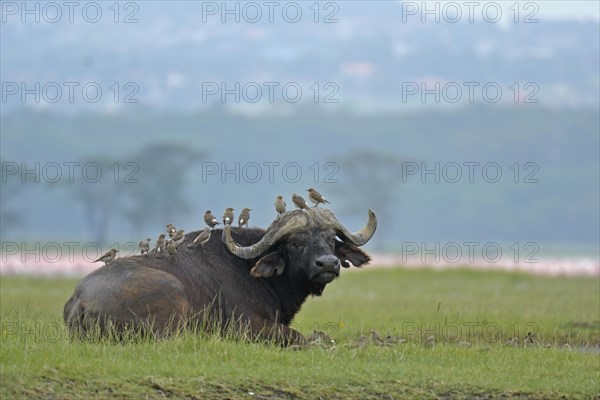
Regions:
[[1, 269, 599, 399]]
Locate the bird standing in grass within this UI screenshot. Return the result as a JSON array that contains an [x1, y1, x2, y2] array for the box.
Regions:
[[352, 336, 368, 348], [238, 208, 251, 228], [385, 333, 405, 345], [166, 224, 177, 238], [370, 330, 387, 346], [306, 331, 335, 347], [93, 249, 118, 265], [307, 188, 330, 207], [425, 336, 435, 348], [187, 228, 211, 249], [154, 234, 166, 257], [139, 238, 151, 255], [275, 195, 286, 215], [166, 240, 177, 256], [223, 208, 234, 225], [172, 229, 185, 246], [204, 210, 220, 229], [291, 193, 309, 210], [524, 332, 537, 346]]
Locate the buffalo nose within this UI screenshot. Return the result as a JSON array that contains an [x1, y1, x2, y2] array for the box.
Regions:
[[315, 255, 340, 274]]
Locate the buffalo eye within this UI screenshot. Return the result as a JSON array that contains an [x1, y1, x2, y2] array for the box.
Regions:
[[290, 241, 303, 249], [325, 235, 336, 247]]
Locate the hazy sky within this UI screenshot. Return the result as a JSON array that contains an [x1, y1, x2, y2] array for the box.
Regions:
[[415, 1, 599, 21], [539, 1, 599, 20]]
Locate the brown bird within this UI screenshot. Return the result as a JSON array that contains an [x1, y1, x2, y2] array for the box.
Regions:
[[307, 188, 330, 207], [166, 239, 177, 256], [524, 332, 537, 346], [238, 208, 251, 228], [93, 249, 118, 265], [203, 210, 220, 229], [166, 224, 177, 238], [370, 330, 388, 346], [154, 234, 166, 257], [385, 333, 405, 345], [172, 229, 185, 246], [187, 227, 211, 249], [275, 195, 286, 215], [306, 331, 335, 347], [139, 238, 151, 255], [291, 193, 309, 210], [425, 335, 435, 348], [223, 207, 234, 225], [351, 335, 369, 348]]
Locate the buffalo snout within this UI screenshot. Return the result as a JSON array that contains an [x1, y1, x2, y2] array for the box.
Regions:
[[315, 254, 341, 274], [311, 254, 341, 284]]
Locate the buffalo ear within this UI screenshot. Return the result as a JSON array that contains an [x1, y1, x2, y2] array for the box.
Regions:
[[251, 251, 286, 278], [335, 240, 371, 268]]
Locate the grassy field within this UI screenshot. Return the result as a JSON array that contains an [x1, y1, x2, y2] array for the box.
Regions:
[[1, 268, 599, 399]]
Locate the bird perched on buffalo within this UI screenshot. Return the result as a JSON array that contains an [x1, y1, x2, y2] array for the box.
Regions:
[[93, 249, 118, 265], [138, 238, 151, 255], [238, 208, 251, 228], [187, 227, 211, 249], [166, 240, 177, 256], [166, 224, 177, 238], [223, 208, 235, 225], [307, 188, 330, 207], [154, 234, 166, 257], [291, 193, 309, 210], [275, 195, 286, 215], [204, 210, 220, 229], [172, 229, 185, 246]]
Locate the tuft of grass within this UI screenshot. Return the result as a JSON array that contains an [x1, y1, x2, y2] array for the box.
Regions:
[[1, 268, 599, 399]]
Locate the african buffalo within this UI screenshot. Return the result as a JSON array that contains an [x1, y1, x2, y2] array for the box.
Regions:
[[63, 207, 377, 345]]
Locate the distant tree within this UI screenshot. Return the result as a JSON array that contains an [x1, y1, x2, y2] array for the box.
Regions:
[[52, 143, 203, 244], [0, 160, 25, 236], [64, 157, 125, 245], [120, 143, 204, 234], [331, 150, 407, 250]]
